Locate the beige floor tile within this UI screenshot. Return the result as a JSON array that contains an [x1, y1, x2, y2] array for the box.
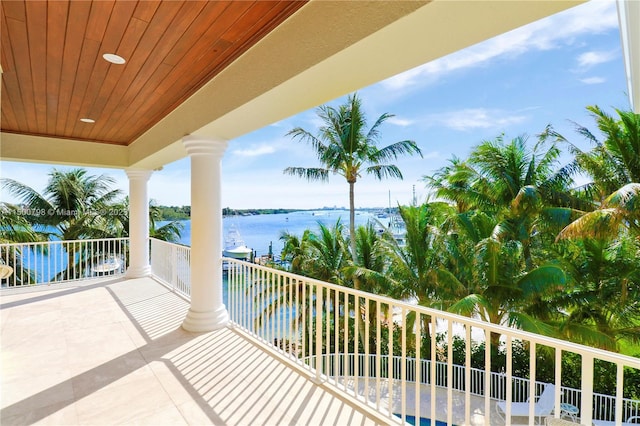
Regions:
[[69, 353, 151, 398], [0, 399, 79, 426], [0, 277, 391, 426], [134, 403, 189, 426], [1, 371, 75, 415], [176, 400, 228, 425], [64, 322, 138, 371], [74, 373, 175, 425], [1, 347, 71, 384]]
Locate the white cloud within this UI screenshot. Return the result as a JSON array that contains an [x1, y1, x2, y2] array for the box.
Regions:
[[387, 116, 414, 127], [422, 151, 440, 160], [577, 50, 617, 68], [232, 145, 277, 157], [424, 108, 528, 131], [580, 76, 606, 85], [381, 0, 618, 90]]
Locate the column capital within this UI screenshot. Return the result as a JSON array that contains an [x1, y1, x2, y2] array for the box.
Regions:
[[125, 169, 153, 181], [183, 135, 228, 157]]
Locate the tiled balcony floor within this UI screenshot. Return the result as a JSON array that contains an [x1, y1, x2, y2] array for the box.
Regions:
[[0, 277, 386, 425]]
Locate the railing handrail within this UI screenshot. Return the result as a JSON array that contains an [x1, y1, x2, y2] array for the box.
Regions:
[[0, 237, 130, 247], [224, 258, 640, 369], [148, 237, 190, 250]]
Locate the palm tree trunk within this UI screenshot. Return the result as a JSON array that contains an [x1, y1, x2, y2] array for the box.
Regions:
[[66, 243, 77, 280], [349, 181, 357, 277]]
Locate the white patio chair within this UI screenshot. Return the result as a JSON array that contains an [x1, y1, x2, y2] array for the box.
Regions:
[[592, 416, 640, 426], [497, 383, 556, 424]]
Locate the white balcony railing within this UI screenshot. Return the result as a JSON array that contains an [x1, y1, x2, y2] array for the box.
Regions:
[[149, 238, 191, 298], [222, 258, 640, 426], [0, 238, 129, 287], [12, 237, 633, 425]]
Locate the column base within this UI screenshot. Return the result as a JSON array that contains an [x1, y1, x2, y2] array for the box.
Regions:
[[182, 306, 229, 332], [125, 265, 151, 279]]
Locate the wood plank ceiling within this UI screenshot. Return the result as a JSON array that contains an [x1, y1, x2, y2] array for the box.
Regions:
[[0, 1, 306, 146]]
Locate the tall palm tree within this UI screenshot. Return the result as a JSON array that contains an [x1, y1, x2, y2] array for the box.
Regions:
[[1, 168, 122, 280], [284, 93, 422, 268], [565, 106, 640, 201]]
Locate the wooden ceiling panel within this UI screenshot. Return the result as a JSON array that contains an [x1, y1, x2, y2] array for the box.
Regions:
[[25, 1, 47, 132], [162, 2, 229, 68], [55, 1, 90, 136], [0, 0, 307, 145], [6, 14, 35, 134], [85, 1, 115, 43], [133, 1, 161, 24], [2, 0, 25, 21], [46, 1, 68, 135]]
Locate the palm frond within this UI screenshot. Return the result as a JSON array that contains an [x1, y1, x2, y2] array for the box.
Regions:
[[283, 167, 330, 182]]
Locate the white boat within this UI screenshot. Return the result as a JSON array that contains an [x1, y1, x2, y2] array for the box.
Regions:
[[388, 214, 406, 247], [223, 224, 253, 260]]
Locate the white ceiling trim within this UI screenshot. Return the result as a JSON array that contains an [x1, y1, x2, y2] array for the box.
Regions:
[[617, 0, 640, 113]]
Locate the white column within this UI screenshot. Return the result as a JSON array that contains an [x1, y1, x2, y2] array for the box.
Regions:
[[125, 169, 152, 278], [182, 135, 229, 332]]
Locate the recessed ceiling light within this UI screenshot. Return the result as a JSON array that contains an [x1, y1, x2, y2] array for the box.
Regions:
[[80, 118, 95, 123], [103, 53, 126, 64]]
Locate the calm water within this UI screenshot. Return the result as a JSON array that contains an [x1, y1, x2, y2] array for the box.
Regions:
[[10, 210, 381, 284], [177, 209, 383, 257], [396, 415, 451, 426]]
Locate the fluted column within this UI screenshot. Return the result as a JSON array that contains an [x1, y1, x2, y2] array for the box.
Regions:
[[182, 135, 229, 332], [125, 169, 153, 278]]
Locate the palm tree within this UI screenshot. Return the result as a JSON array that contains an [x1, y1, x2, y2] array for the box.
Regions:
[[0, 202, 45, 244], [0, 202, 46, 285], [284, 93, 422, 268], [259, 221, 350, 356], [379, 203, 464, 349], [1, 168, 122, 280], [343, 222, 395, 352], [558, 183, 640, 241], [426, 133, 575, 271], [424, 135, 574, 344], [108, 197, 184, 243], [280, 229, 312, 275], [551, 236, 640, 350], [566, 107, 640, 201]]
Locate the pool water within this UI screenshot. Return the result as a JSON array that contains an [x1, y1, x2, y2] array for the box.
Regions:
[[395, 414, 453, 426]]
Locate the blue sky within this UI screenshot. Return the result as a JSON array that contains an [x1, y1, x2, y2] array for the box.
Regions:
[[0, 0, 631, 209]]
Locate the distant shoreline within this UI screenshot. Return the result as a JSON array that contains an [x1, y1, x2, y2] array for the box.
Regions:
[[163, 206, 399, 219]]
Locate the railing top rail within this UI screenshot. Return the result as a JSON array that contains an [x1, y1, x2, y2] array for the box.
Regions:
[[148, 237, 190, 249], [0, 237, 129, 247], [225, 257, 640, 369]]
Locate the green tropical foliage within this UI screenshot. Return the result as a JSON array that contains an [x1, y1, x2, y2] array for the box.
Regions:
[[566, 106, 640, 200], [284, 92, 422, 268], [0, 169, 184, 282], [1, 169, 122, 280], [280, 106, 639, 360]]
